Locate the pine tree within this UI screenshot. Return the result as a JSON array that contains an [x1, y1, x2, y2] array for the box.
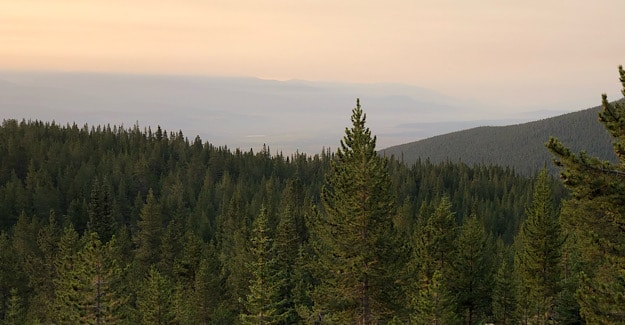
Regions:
[[217, 193, 251, 317], [51, 224, 82, 324], [158, 220, 183, 278], [0, 232, 27, 323], [272, 180, 304, 324], [53, 231, 127, 324], [25, 211, 59, 322], [191, 243, 222, 324], [311, 99, 403, 324], [411, 270, 458, 325], [514, 169, 563, 324], [410, 196, 458, 322], [449, 213, 493, 324], [133, 189, 163, 271], [82, 233, 127, 323], [136, 267, 175, 325], [546, 65, 625, 323], [492, 258, 516, 325], [240, 206, 287, 325], [552, 221, 583, 324], [3, 288, 25, 325], [87, 177, 117, 243], [414, 197, 457, 281], [171, 280, 196, 325]]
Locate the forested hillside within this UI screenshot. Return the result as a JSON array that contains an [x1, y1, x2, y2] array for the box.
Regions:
[[2, 65, 625, 323], [381, 104, 618, 175], [0, 111, 553, 323]]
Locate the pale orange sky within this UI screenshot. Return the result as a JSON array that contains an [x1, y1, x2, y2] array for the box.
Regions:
[[1, 0, 624, 109]]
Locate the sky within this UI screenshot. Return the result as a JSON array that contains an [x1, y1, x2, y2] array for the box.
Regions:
[[1, 0, 624, 111]]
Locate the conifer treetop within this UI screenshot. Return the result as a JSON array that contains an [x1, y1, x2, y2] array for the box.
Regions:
[[338, 98, 377, 161]]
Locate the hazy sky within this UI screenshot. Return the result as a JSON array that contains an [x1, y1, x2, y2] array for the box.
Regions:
[[1, 0, 624, 110]]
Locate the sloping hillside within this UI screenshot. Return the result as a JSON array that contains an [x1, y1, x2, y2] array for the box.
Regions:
[[381, 105, 617, 175]]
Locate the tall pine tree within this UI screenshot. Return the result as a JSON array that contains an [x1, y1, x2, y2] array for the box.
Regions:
[[311, 99, 403, 324], [514, 169, 563, 324]]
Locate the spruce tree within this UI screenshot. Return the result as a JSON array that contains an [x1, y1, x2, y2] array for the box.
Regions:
[[52, 224, 82, 324], [414, 197, 457, 280], [514, 169, 563, 324], [411, 270, 458, 325], [553, 220, 583, 324], [311, 99, 403, 324], [449, 213, 493, 324], [3, 288, 25, 325], [136, 267, 175, 325], [133, 189, 163, 271], [191, 242, 222, 324], [240, 206, 286, 325], [547, 65, 625, 323], [273, 189, 302, 324], [410, 197, 458, 323], [217, 193, 251, 317], [26, 211, 59, 322], [87, 177, 117, 242], [53, 231, 126, 324], [492, 258, 516, 325]]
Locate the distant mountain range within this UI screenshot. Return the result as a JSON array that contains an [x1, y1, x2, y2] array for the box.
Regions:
[[0, 71, 576, 155], [3, 70, 610, 173], [381, 104, 619, 175]]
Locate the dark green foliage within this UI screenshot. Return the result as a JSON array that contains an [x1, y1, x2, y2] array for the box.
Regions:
[[190, 242, 222, 323], [25, 212, 60, 321], [409, 197, 458, 323], [87, 177, 117, 242], [414, 197, 457, 278], [3, 288, 25, 325], [0, 232, 27, 323], [133, 189, 164, 271], [311, 100, 404, 324], [77, 233, 128, 323], [547, 66, 625, 323], [240, 207, 287, 325], [395, 160, 538, 244], [492, 258, 516, 325], [136, 267, 174, 324], [449, 213, 494, 324], [273, 180, 306, 324], [553, 223, 583, 324], [411, 270, 458, 325], [514, 169, 563, 323], [51, 224, 82, 323], [52, 231, 127, 323]]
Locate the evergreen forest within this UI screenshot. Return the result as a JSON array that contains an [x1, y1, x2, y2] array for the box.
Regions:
[[0, 67, 625, 324], [381, 104, 617, 176]]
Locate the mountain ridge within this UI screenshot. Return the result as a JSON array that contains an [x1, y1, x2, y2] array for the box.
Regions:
[[380, 104, 619, 175]]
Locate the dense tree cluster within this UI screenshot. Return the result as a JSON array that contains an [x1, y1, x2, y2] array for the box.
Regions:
[[1, 65, 624, 323]]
